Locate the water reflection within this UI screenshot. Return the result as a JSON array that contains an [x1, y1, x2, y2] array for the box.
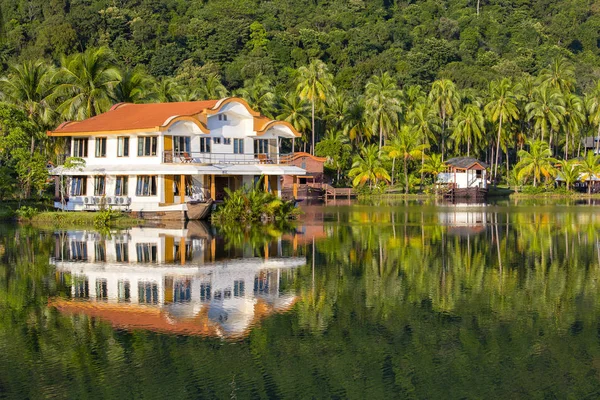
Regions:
[[50, 224, 306, 338]]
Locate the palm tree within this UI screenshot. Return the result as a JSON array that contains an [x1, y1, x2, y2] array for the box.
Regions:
[[561, 93, 584, 159], [579, 151, 600, 194], [277, 94, 310, 152], [383, 126, 429, 192], [235, 74, 275, 117], [342, 98, 371, 145], [155, 77, 185, 102], [539, 57, 576, 95], [515, 140, 557, 187], [404, 85, 426, 114], [0, 60, 56, 154], [296, 59, 333, 154], [585, 81, 600, 154], [197, 73, 228, 99], [365, 72, 402, 150], [485, 78, 519, 183], [52, 47, 121, 120], [325, 89, 348, 131], [451, 103, 485, 157], [428, 79, 459, 160], [315, 129, 351, 184], [112, 67, 155, 104], [525, 84, 565, 148], [420, 153, 445, 194], [348, 144, 390, 189], [557, 159, 581, 191]]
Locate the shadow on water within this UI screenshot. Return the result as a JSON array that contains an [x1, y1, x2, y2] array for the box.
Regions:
[[2, 199, 600, 398]]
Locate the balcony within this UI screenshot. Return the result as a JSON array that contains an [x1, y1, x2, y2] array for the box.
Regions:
[[162, 151, 294, 165]]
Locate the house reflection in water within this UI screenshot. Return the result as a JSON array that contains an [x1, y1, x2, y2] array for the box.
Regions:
[[437, 203, 488, 236], [50, 223, 306, 339]]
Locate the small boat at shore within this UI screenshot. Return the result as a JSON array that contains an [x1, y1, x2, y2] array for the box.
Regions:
[[186, 199, 214, 220]]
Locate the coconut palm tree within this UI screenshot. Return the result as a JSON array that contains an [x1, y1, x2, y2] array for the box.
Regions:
[[585, 81, 600, 154], [485, 78, 519, 183], [561, 93, 584, 160], [365, 72, 402, 150], [52, 47, 121, 120], [539, 57, 576, 95], [428, 79, 459, 160], [525, 84, 565, 147], [0, 59, 56, 154], [235, 74, 275, 117], [451, 103, 485, 157], [315, 129, 351, 184], [196, 73, 228, 100], [277, 94, 310, 152], [515, 140, 558, 187], [556, 159, 581, 191], [348, 144, 390, 189], [579, 151, 600, 194], [404, 85, 426, 114], [112, 67, 155, 104], [296, 59, 333, 154], [155, 77, 185, 102], [383, 126, 429, 192], [421, 153, 445, 194], [342, 98, 371, 145]]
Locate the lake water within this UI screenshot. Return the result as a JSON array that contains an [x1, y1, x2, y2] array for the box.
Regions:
[[2, 200, 600, 398]]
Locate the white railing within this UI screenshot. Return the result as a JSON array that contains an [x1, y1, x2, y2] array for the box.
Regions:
[[163, 151, 294, 165]]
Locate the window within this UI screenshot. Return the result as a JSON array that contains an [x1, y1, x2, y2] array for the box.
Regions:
[[95, 138, 107, 157], [136, 176, 157, 196], [117, 137, 129, 157], [234, 138, 244, 154], [213, 138, 222, 145], [70, 241, 88, 261], [73, 275, 89, 298], [218, 114, 228, 121], [96, 279, 108, 300], [174, 136, 191, 154], [115, 242, 129, 262], [94, 242, 106, 262], [73, 138, 88, 157], [174, 280, 191, 303], [70, 177, 87, 196], [136, 243, 157, 263], [115, 176, 128, 196], [94, 176, 105, 196], [137, 136, 157, 156], [200, 137, 211, 153], [118, 280, 130, 302], [223, 138, 231, 145], [254, 139, 269, 154], [173, 175, 193, 196], [200, 283, 211, 302], [138, 281, 158, 304], [234, 280, 245, 298]]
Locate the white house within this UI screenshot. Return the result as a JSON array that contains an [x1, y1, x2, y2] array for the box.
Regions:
[[48, 97, 306, 219], [50, 226, 304, 338], [437, 157, 488, 199]]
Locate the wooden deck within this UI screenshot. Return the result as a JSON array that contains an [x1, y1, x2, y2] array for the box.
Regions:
[[323, 184, 357, 200]]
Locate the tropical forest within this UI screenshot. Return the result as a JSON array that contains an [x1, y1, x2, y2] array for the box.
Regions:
[[2, 0, 600, 199]]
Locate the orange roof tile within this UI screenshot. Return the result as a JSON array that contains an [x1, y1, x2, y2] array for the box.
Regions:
[[49, 100, 218, 136]]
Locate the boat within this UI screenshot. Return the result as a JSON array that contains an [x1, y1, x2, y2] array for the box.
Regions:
[[186, 199, 213, 220]]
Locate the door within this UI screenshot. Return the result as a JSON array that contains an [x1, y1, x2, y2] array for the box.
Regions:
[[164, 135, 173, 163], [164, 175, 175, 204]]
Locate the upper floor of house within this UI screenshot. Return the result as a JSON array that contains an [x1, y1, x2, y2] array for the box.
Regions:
[[48, 97, 301, 167]]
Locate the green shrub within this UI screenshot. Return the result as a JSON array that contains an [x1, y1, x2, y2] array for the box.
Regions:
[[94, 208, 117, 228], [15, 205, 38, 220]]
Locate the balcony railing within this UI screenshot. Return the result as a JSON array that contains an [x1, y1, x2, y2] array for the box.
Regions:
[[162, 151, 295, 165]]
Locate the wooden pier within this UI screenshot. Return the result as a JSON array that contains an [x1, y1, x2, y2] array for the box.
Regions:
[[323, 184, 356, 200]]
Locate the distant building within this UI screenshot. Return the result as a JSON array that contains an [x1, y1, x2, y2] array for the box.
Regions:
[[438, 157, 488, 200], [281, 152, 327, 199]]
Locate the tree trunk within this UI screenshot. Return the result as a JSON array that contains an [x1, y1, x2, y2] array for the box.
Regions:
[[477, 0, 480, 15], [596, 123, 600, 155], [467, 135, 470, 158], [441, 111, 446, 162], [565, 128, 569, 160], [311, 100, 315, 155], [404, 157, 409, 194], [391, 157, 395, 186], [494, 115, 502, 185], [379, 123, 383, 151], [420, 152, 424, 192]]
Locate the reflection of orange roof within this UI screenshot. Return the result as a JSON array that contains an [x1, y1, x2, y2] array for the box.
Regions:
[[49, 299, 220, 337], [49, 296, 298, 339], [48, 101, 217, 136]]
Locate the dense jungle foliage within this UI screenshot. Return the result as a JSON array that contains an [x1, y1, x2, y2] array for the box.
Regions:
[[3, 0, 600, 198]]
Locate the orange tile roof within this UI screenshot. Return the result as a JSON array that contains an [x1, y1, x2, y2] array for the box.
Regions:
[[49, 100, 218, 135]]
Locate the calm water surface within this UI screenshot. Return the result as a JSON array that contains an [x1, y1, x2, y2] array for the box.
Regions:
[[2, 200, 600, 399]]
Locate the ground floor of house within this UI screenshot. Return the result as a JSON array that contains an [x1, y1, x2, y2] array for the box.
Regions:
[[51, 164, 306, 215]]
